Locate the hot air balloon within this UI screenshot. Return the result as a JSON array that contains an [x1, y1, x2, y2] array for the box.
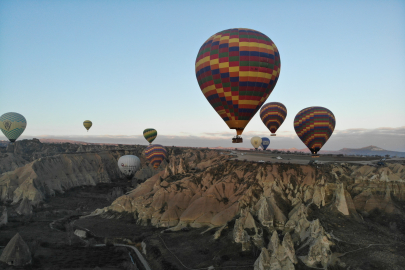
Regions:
[[118, 155, 141, 179], [260, 102, 287, 136], [251, 137, 262, 150], [0, 112, 27, 143], [294, 107, 336, 157], [83, 120, 92, 132], [195, 28, 281, 143], [260, 137, 270, 150], [143, 129, 157, 144], [145, 144, 167, 169]]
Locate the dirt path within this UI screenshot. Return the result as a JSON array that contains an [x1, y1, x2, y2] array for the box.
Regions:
[[49, 215, 152, 270]]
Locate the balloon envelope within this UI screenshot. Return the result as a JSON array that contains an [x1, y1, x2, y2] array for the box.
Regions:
[[251, 137, 262, 149], [83, 120, 92, 131], [260, 137, 270, 150], [118, 155, 141, 179], [143, 128, 157, 144], [260, 102, 287, 136], [0, 112, 27, 142], [145, 144, 167, 169], [294, 107, 336, 155], [195, 28, 281, 137]]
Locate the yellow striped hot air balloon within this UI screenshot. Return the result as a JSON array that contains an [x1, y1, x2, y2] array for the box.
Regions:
[[83, 120, 92, 132]]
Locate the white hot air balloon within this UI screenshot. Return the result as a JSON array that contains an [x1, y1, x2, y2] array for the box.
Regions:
[[251, 137, 262, 150], [118, 155, 141, 179]]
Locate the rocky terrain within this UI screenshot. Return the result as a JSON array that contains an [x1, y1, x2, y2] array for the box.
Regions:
[[91, 153, 405, 269], [0, 139, 404, 269]]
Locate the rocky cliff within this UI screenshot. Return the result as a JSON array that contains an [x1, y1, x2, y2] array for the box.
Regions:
[[0, 139, 136, 174], [91, 156, 405, 269], [0, 141, 222, 211]]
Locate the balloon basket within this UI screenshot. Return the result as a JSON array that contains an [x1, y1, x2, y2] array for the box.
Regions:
[[232, 136, 243, 143], [271, 134, 276, 136], [312, 155, 320, 158]]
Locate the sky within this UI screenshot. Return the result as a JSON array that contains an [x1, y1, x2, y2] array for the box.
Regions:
[[1, 0, 404, 151]]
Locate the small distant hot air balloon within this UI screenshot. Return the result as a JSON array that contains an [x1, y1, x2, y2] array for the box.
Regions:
[[145, 144, 167, 169], [118, 155, 141, 179], [143, 129, 157, 144], [260, 137, 270, 150], [294, 107, 336, 157], [251, 137, 262, 150], [260, 102, 287, 136], [0, 112, 27, 143], [83, 120, 92, 132], [195, 28, 281, 143]]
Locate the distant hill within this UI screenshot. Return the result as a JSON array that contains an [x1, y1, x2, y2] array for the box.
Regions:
[[37, 138, 119, 145], [337, 145, 405, 157], [209, 145, 405, 157]]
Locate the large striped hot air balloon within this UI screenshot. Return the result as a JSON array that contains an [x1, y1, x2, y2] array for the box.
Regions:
[[294, 107, 336, 157], [195, 28, 281, 143], [143, 128, 157, 144], [145, 144, 167, 169], [0, 112, 27, 143], [260, 102, 287, 136]]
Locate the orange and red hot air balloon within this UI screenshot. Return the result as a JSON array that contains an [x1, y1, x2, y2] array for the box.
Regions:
[[260, 102, 287, 136], [294, 107, 336, 157], [195, 28, 281, 143]]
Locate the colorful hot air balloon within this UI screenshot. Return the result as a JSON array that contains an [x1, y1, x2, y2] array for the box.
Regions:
[[251, 137, 262, 150], [145, 144, 167, 169], [0, 112, 27, 143], [260, 102, 287, 136], [294, 107, 336, 157], [83, 120, 92, 132], [260, 137, 270, 150], [118, 155, 141, 179], [195, 28, 281, 143], [143, 128, 157, 144]]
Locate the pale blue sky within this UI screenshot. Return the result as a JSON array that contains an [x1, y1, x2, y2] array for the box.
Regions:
[[1, 0, 404, 150]]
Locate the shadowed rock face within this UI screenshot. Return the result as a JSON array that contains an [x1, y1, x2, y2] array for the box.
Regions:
[[0, 233, 32, 266], [0, 206, 7, 226]]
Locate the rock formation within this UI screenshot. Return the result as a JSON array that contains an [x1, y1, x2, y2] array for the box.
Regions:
[[0, 149, 150, 206], [16, 198, 32, 216], [2, 140, 405, 269], [89, 158, 405, 269], [0, 206, 7, 226], [0, 233, 32, 266]]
